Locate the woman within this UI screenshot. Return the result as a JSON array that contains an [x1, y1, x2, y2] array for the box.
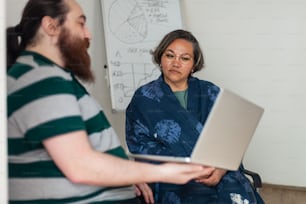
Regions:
[[126, 29, 264, 204]]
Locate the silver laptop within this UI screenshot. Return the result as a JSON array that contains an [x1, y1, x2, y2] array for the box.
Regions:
[[127, 88, 264, 170]]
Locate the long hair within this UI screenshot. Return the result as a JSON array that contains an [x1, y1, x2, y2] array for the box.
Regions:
[[6, 0, 69, 70], [151, 29, 205, 73]]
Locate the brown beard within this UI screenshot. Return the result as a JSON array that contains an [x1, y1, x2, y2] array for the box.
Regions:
[[58, 27, 94, 82]]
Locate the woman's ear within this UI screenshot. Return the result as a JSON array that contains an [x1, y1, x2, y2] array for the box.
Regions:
[[41, 16, 60, 36]]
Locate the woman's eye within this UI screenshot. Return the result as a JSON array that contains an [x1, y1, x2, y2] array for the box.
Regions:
[[165, 53, 175, 59], [181, 56, 192, 62]]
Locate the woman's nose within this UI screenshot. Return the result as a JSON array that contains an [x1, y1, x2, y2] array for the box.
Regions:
[[172, 56, 181, 66]]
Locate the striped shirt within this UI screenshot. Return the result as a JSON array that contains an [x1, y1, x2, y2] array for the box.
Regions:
[[7, 51, 135, 203]]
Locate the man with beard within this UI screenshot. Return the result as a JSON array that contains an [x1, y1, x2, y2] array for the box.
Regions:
[[6, 0, 214, 203]]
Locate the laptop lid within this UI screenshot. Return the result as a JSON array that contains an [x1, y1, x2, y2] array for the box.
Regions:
[[128, 88, 264, 170], [190, 88, 264, 170]]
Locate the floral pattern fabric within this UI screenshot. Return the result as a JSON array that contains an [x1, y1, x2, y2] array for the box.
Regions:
[[126, 75, 265, 204]]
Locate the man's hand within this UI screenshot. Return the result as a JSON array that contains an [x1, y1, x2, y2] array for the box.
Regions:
[[158, 163, 215, 184]]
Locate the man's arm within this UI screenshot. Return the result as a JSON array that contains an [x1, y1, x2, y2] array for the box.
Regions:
[[43, 130, 214, 186]]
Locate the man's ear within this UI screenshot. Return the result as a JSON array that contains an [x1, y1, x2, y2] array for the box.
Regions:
[[41, 16, 60, 36]]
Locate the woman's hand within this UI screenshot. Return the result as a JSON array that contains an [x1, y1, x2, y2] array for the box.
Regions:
[[135, 183, 154, 203], [195, 168, 227, 186]]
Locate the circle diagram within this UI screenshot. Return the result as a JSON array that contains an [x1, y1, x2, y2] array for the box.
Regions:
[[109, 0, 148, 44]]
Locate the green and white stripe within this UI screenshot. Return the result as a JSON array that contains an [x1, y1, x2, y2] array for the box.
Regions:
[[8, 51, 133, 203]]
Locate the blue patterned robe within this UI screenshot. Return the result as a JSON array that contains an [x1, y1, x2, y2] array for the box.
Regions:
[[126, 75, 264, 204]]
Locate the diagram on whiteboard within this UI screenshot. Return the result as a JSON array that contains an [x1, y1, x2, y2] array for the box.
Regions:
[[108, 0, 147, 44], [102, 0, 183, 110]]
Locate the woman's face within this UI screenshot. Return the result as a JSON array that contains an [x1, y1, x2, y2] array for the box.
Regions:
[[160, 38, 194, 91]]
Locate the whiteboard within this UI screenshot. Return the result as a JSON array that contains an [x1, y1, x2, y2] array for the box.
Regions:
[[101, 0, 183, 111]]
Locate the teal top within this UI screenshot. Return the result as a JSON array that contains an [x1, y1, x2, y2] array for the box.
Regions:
[[174, 89, 188, 109]]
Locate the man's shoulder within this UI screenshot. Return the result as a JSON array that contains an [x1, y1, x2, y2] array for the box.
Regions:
[[8, 54, 71, 80]]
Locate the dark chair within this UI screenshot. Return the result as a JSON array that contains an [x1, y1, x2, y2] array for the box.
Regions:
[[241, 165, 262, 192]]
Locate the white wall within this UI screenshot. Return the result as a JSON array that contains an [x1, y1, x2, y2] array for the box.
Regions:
[[1, 0, 7, 203], [3, 2, 306, 198], [180, 0, 306, 187]]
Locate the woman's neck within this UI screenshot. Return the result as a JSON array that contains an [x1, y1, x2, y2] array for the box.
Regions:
[[166, 80, 188, 92]]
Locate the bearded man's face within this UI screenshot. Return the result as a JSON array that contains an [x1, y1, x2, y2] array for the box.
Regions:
[[58, 27, 94, 82]]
